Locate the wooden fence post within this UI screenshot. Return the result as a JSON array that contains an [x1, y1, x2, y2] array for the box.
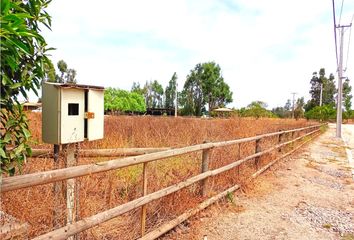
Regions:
[[255, 139, 261, 169], [141, 162, 148, 236], [75, 144, 80, 240], [64, 143, 78, 240], [237, 143, 241, 176], [278, 132, 283, 153], [201, 141, 210, 197], [53, 144, 62, 229]]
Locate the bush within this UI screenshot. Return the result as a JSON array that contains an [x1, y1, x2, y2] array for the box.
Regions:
[[304, 105, 336, 121], [239, 102, 276, 119]]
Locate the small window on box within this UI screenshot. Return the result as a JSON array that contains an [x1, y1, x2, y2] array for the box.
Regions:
[[68, 103, 79, 116]]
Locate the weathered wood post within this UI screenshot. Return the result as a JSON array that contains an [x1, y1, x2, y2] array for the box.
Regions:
[[64, 143, 78, 240], [237, 143, 241, 176], [74, 143, 80, 240], [201, 141, 210, 197], [255, 139, 261, 169], [278, 131, 283, 153], [53, 144, 62, 229], [141, 162, 148, 236]]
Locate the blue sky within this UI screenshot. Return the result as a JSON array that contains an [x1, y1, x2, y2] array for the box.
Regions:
[[40, 0, 354, 108]]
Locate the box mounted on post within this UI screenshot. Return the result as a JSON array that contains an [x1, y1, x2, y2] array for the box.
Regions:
[[42, 82, 105, 144]]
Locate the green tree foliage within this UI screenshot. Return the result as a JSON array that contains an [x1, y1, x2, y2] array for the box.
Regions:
[[200, 62, 232, 111], [239, 101, 276, 119], [294, 97, 305, 120], [180, 68, 204, 116], [272, 99, 292, 118], [343, 78, 352, 120], [284, 99, 291, 111], [104, 88, 146, 113], [272, 107, 286, 118], [55, 60, 77, 84], [44, 59, 56, 82], [305, 68, 336, 111], [1, 0, 53, 174], [164, 72, 177, 109], [180, 62, 233, 116], [304, 105, 336, 121], [131, 81, 145, 95], [143, 80, 164, 108]]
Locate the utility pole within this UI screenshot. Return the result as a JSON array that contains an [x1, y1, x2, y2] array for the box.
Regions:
[[291, 92, 297, 119], [336, 23, 352, 138]]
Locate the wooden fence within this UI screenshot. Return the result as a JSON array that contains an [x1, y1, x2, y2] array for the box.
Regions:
[[30, 147, 171, 158], [1, 124, 325, 240]]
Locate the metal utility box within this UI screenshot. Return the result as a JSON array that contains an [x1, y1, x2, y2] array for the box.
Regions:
[[42, 82, 104, 144]]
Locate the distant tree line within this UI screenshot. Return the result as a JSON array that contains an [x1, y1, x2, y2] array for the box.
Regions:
[[303, 68, 352, 121], [269, 68, 353, 121], [105, 61, 233, 116], [243, 67, 353, 121]]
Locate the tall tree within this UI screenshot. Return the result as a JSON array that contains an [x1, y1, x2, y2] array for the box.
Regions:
[[165, 72, 177, 109], [322, 72, 336, 106], [200, 62, 232, 111], [294, 97, 305, 119], [343, 78, 352, 118], [57, 60, 67, 83], [44, 60, 56, 82], [131, 82, 145, 95], [180, 62, 233, 116], [180, 67, 204, 116], [0, 0, 53, 174], [305, 68, 336, 111], [284, 99, 291, 111], [55, 60, 77, 84], [151, 80, 164, 108], [143, 80, 164, 108]]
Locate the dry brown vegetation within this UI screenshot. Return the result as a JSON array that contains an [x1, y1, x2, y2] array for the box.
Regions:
[[1, 113, 318, 239]]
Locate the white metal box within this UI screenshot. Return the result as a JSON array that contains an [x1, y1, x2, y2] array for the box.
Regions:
[[42, 82, 104, 144]]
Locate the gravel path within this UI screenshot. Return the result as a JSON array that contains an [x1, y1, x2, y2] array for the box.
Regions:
[[165, 124, 354, 240]]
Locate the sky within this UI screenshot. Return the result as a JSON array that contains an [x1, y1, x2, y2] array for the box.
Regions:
[[39, 0, 354, 109]]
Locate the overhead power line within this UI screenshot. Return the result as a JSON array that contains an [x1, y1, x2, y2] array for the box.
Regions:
[[332, 0, 339, 68], [338, 0, 345, 25], [344, 14, 353, 71]]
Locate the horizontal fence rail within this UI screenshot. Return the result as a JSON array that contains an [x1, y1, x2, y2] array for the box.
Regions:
[[1, 123, 325, 240], [30, 147, 171, 158], [1, 124, 322, 193]]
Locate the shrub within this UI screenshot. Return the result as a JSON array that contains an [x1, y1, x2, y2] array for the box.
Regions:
[[304, 105, 336, 121]]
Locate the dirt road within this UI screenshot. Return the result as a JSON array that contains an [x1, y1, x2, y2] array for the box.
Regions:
[[166, 124, 354, 240]]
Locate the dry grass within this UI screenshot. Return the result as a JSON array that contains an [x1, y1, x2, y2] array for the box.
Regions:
[[1, 113, 318, 239]]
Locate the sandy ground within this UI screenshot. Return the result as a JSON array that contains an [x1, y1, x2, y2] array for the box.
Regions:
[[165, 124, 354, 240]]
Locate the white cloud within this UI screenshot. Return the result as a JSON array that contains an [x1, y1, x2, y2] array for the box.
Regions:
[[39, 0, 354, 108]]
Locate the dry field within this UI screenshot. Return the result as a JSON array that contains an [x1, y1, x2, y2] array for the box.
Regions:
[[1, 113, 318, 239]]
